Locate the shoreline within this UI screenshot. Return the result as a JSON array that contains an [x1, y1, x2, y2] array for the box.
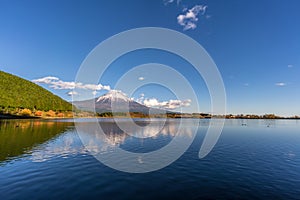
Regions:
[[1, 114, 299, 120], [0, 114, 40, 119]]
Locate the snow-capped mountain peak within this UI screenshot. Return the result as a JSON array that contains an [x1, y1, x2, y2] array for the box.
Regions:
[[96, 90, 131, 103]]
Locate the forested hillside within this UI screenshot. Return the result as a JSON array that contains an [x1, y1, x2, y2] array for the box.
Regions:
[[0, 71, 72, 111]]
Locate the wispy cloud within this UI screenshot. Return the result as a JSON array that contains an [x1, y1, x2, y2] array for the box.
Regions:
[[288, 64, 293, 68], [32, 76, 111, 92], [275, 82, 287, 87], [163, 0, 181, 5], [136, 93, 145, 103], [177, 5, 207, 30]]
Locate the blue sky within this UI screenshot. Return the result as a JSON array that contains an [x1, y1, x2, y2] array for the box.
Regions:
[[0, 0, 300, 116]]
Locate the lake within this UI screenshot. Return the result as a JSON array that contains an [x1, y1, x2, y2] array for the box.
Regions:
[[0, 118, 300, 199]]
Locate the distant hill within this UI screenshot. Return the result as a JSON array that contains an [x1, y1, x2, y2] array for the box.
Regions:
[[0, 71, 72, 111]]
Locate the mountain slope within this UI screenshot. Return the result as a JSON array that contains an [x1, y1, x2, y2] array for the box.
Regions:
[[0, 71, 72, 111], [73, 90, 168, 114]]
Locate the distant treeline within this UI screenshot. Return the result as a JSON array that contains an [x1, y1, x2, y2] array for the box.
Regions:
[[177, 113, 300, 119], [95, 112, 300, 119], [212, 114, 300, 119]]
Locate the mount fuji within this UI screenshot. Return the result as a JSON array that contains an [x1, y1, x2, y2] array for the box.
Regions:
[[73, 90, 168, 114]]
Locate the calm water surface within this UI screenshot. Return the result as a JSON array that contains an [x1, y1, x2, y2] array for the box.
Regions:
[[0, 119, 300, 199]]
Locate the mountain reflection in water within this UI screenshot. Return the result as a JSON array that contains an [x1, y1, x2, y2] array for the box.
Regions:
[[0, 119, 197, 163], [76, 119, 196, 155]]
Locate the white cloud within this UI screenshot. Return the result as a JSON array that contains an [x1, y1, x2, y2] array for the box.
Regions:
[[49, 80, 76, 90], [32, 76, 111, 93], [92, 91, 97, 96], [135, 93, 191, 110], [67, 91, 79, 96], [138, 76, 145, 81], [177, 5, 207, 30], [143, 98, 161, 107], [275, 82, 287, 86], [164, 0, 175, 4], [32, 76, 59, 84], [288, 64, 293, 68], [143, 98, 191, 110]]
